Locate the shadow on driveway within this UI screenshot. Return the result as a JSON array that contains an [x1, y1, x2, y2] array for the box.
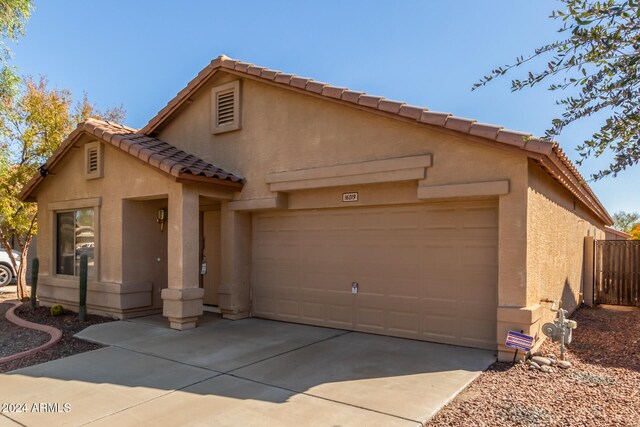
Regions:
[[1, 317, 495, 426]]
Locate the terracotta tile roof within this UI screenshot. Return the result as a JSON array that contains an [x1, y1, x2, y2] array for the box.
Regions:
[[83, 119, 244, 183], [140, 55, 612, 225], [141, 55, 549, 153], [19, 118, 244, 201]]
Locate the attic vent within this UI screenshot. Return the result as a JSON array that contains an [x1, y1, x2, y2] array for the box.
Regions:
[[87, 147, 99, 173], [216, 90, 235, 126], [84, 141, 103, 180], [211, 80, 241, 134]]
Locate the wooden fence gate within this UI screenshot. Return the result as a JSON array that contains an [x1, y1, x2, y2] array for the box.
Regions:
[[594, 240, 640, 306]]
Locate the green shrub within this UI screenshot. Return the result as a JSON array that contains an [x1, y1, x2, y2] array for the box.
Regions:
[[50, 304, 64, 316]]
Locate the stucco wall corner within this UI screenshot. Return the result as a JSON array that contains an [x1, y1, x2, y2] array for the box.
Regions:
[[496, 304, 544, 361]]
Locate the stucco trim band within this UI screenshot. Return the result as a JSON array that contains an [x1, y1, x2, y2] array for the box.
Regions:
[[417, 180, 509, 200], [48, 197, 101, 211], [228, 193, 288, 211], [267, 155, 432, 192], [36, 276, 153, 312], [497, 304, 543, 325]]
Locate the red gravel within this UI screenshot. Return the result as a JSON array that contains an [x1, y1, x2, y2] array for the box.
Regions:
[[428, 305, 640, 426], [0, 301, 115, 373]]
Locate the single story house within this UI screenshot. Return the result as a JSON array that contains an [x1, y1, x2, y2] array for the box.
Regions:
[[19, 55, 612, 360]]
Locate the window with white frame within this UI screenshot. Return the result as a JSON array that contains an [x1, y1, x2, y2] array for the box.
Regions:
[[211, 80, 242, 134], [56, 208, 95, 277]]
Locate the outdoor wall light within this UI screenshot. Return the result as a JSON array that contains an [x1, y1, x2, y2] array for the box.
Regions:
[[157, 208, 167, 232]]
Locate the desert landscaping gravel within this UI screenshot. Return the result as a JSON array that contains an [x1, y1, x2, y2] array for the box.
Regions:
[[0, 290, 114, 373], [428, 305, 640, 426], [0, 302, 49, 357], [2, 284, 638, 426]]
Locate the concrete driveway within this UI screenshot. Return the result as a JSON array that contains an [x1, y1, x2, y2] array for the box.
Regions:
[[0, 315, 495, 426]]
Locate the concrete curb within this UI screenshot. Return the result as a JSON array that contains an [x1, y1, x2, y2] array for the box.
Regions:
[[0, 300, 63, 364]]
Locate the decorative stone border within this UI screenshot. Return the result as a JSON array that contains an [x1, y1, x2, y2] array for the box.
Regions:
[[0, 300, 63, 364]]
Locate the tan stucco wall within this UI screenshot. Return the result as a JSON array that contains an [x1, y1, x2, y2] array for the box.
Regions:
[[524, 160, 605, 350], [157, 72, 530, 313], [159, 74, 526, 201], [122, 199, 168, 309], [34, 134, 178, 317], [527, 160, 605, 308], [31, 68, 609, 349]]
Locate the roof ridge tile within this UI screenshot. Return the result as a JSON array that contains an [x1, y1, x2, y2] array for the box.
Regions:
[[419, 111, 451, 126], [357, 95, 383, 108]]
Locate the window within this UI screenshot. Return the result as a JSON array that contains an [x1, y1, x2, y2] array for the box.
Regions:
[[56, 208, 95, 277], [84, 141, 103, 179], [211, 81, 241, 134]]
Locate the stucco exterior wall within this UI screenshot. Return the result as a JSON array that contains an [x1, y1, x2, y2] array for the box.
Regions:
[[34, 134, 179, 317], [158, 74, 526, 201], [526, 160, 605, 340], [157, 72, 530, 311], [122, 199, 168, 309], [28, 67, 610, 351]]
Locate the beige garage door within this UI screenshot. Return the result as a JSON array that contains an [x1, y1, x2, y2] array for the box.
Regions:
[[252, 200, 498, 349]]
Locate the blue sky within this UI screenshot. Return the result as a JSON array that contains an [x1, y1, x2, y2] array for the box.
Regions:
[[10, 0, 639, 215]]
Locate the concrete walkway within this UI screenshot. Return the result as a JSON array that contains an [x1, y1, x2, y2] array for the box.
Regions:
[[0, 315, 495, 426]]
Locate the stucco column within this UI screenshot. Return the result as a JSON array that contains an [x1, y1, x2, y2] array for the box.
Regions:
[[496, 183, 539, 361], [161, 185, 203, 330], [218, 200, 251, 320], [583, 236, 595, 306]]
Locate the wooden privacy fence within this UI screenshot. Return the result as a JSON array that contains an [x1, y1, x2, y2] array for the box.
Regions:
[[594, 240, 640, 307]]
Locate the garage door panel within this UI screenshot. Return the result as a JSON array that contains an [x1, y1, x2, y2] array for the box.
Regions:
[[421, 299, 459, 315], [388, 209, 423, 228], [456, 300, 495, 317], [457, 282, 496, 302], [354, 211, 387, 230], [457, 323, 497, 349], [254, 242, 281, 260], [421, 207, 458, 228], [355, 280, 386, 296], [386, 278, 422, 298], [388, 311, 420, 334], [422, 282, 460, 300], [301, 302, 326, 322], [382, 298, 422, 322], [461, 206, 499, 227], [356, 307, 385, 330], [354, 249, 389, 267], [252, 201, 498, 349], [276, 299, 300, 319], [422, 315, 456, 340], [319, 273, 354, 292], [421, 245, 460, 267], [327, 304, 353, 327], [384, 244, 422, 266], [461, 245, 498, 266]]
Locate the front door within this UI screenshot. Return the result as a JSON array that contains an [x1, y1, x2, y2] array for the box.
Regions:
[[201, 210, 221, 306]]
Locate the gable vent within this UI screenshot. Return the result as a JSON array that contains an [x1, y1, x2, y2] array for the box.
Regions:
[[84, 141, 103, 179], [216, 90, 235, 126], [87, 147, 99, 174], [211, 80, 242, 134]]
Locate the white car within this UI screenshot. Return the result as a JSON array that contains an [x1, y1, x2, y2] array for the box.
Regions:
[[0, 248, 21, 287]]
